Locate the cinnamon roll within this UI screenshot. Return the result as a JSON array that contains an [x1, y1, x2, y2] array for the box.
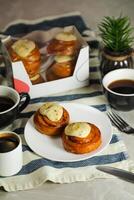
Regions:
[[47, 32, 79, 56], [46, 55, 75, 81], [62, 122, 102, 154], [34, 102, 69, 136], [9, 39, 43, 84]]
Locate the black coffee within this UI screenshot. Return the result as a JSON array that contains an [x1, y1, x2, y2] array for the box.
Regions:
[[108, 79, 134, 94], [0, 96, 15, 112], [0, 134, 19, 153]]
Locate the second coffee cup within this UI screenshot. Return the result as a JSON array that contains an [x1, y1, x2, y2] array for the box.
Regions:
[[0, 86, 30, 128], [102, 68, 134, 111]]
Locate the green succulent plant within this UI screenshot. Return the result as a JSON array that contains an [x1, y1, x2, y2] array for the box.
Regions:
[[98, 15, 134, 52]]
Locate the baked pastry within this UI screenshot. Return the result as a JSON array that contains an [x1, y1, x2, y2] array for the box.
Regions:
[[9, 39, 43, 84], [47, 32, 79, 56], [46, 55, 75, 81], [62, 122, 102, 154], [30, 73, 44, 85], [34, 102, 69, 136]]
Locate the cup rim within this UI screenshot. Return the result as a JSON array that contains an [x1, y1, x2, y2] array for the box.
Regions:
[[102, 68, 134, 97], [0, 131, 21, 154], [0, 86, 20, 114]]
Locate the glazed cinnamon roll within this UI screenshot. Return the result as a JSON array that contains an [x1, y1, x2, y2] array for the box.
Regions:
[[62, 122, 102, 154], [46, 55, 75, 81], [9, 39, 43, 84], [47, 32, 79, 56], [34, 102, 70, 136]]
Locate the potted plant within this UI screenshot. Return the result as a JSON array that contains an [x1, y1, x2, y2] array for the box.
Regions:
[[98, 15, 134, 77]]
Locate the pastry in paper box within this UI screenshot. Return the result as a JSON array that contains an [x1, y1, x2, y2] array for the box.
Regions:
[[34, 102, 70, 136], [62, 122, 102, 154], [46, 55, 75, 81], [47, 32, 80, 56], [9, 39, 44, 84]]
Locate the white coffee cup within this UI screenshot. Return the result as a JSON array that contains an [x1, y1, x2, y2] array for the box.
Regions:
[[0, 131, 23, 176]]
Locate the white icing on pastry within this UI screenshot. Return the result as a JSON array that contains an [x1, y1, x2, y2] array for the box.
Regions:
[[55, 32, 77, 41], [54, 55, 73, 63], [39, 102, 63, 121], [11, 39, 35, 58], [65, 122, 91, 138], [30, 73, 40, 81]]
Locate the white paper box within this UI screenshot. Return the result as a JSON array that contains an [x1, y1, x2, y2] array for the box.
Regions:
[[11, 26, 89, 98]]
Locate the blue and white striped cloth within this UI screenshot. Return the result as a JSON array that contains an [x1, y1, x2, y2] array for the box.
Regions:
[[1, 12, 134, 192]]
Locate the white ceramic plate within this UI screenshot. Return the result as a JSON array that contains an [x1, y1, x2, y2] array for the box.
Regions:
[[24, 103, 112, 162]]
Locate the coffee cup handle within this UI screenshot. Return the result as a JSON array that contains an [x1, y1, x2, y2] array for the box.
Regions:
[[18, 93, 30, 113]]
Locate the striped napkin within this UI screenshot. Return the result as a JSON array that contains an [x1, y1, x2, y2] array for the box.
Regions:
[[1, 12, 134, 192]]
